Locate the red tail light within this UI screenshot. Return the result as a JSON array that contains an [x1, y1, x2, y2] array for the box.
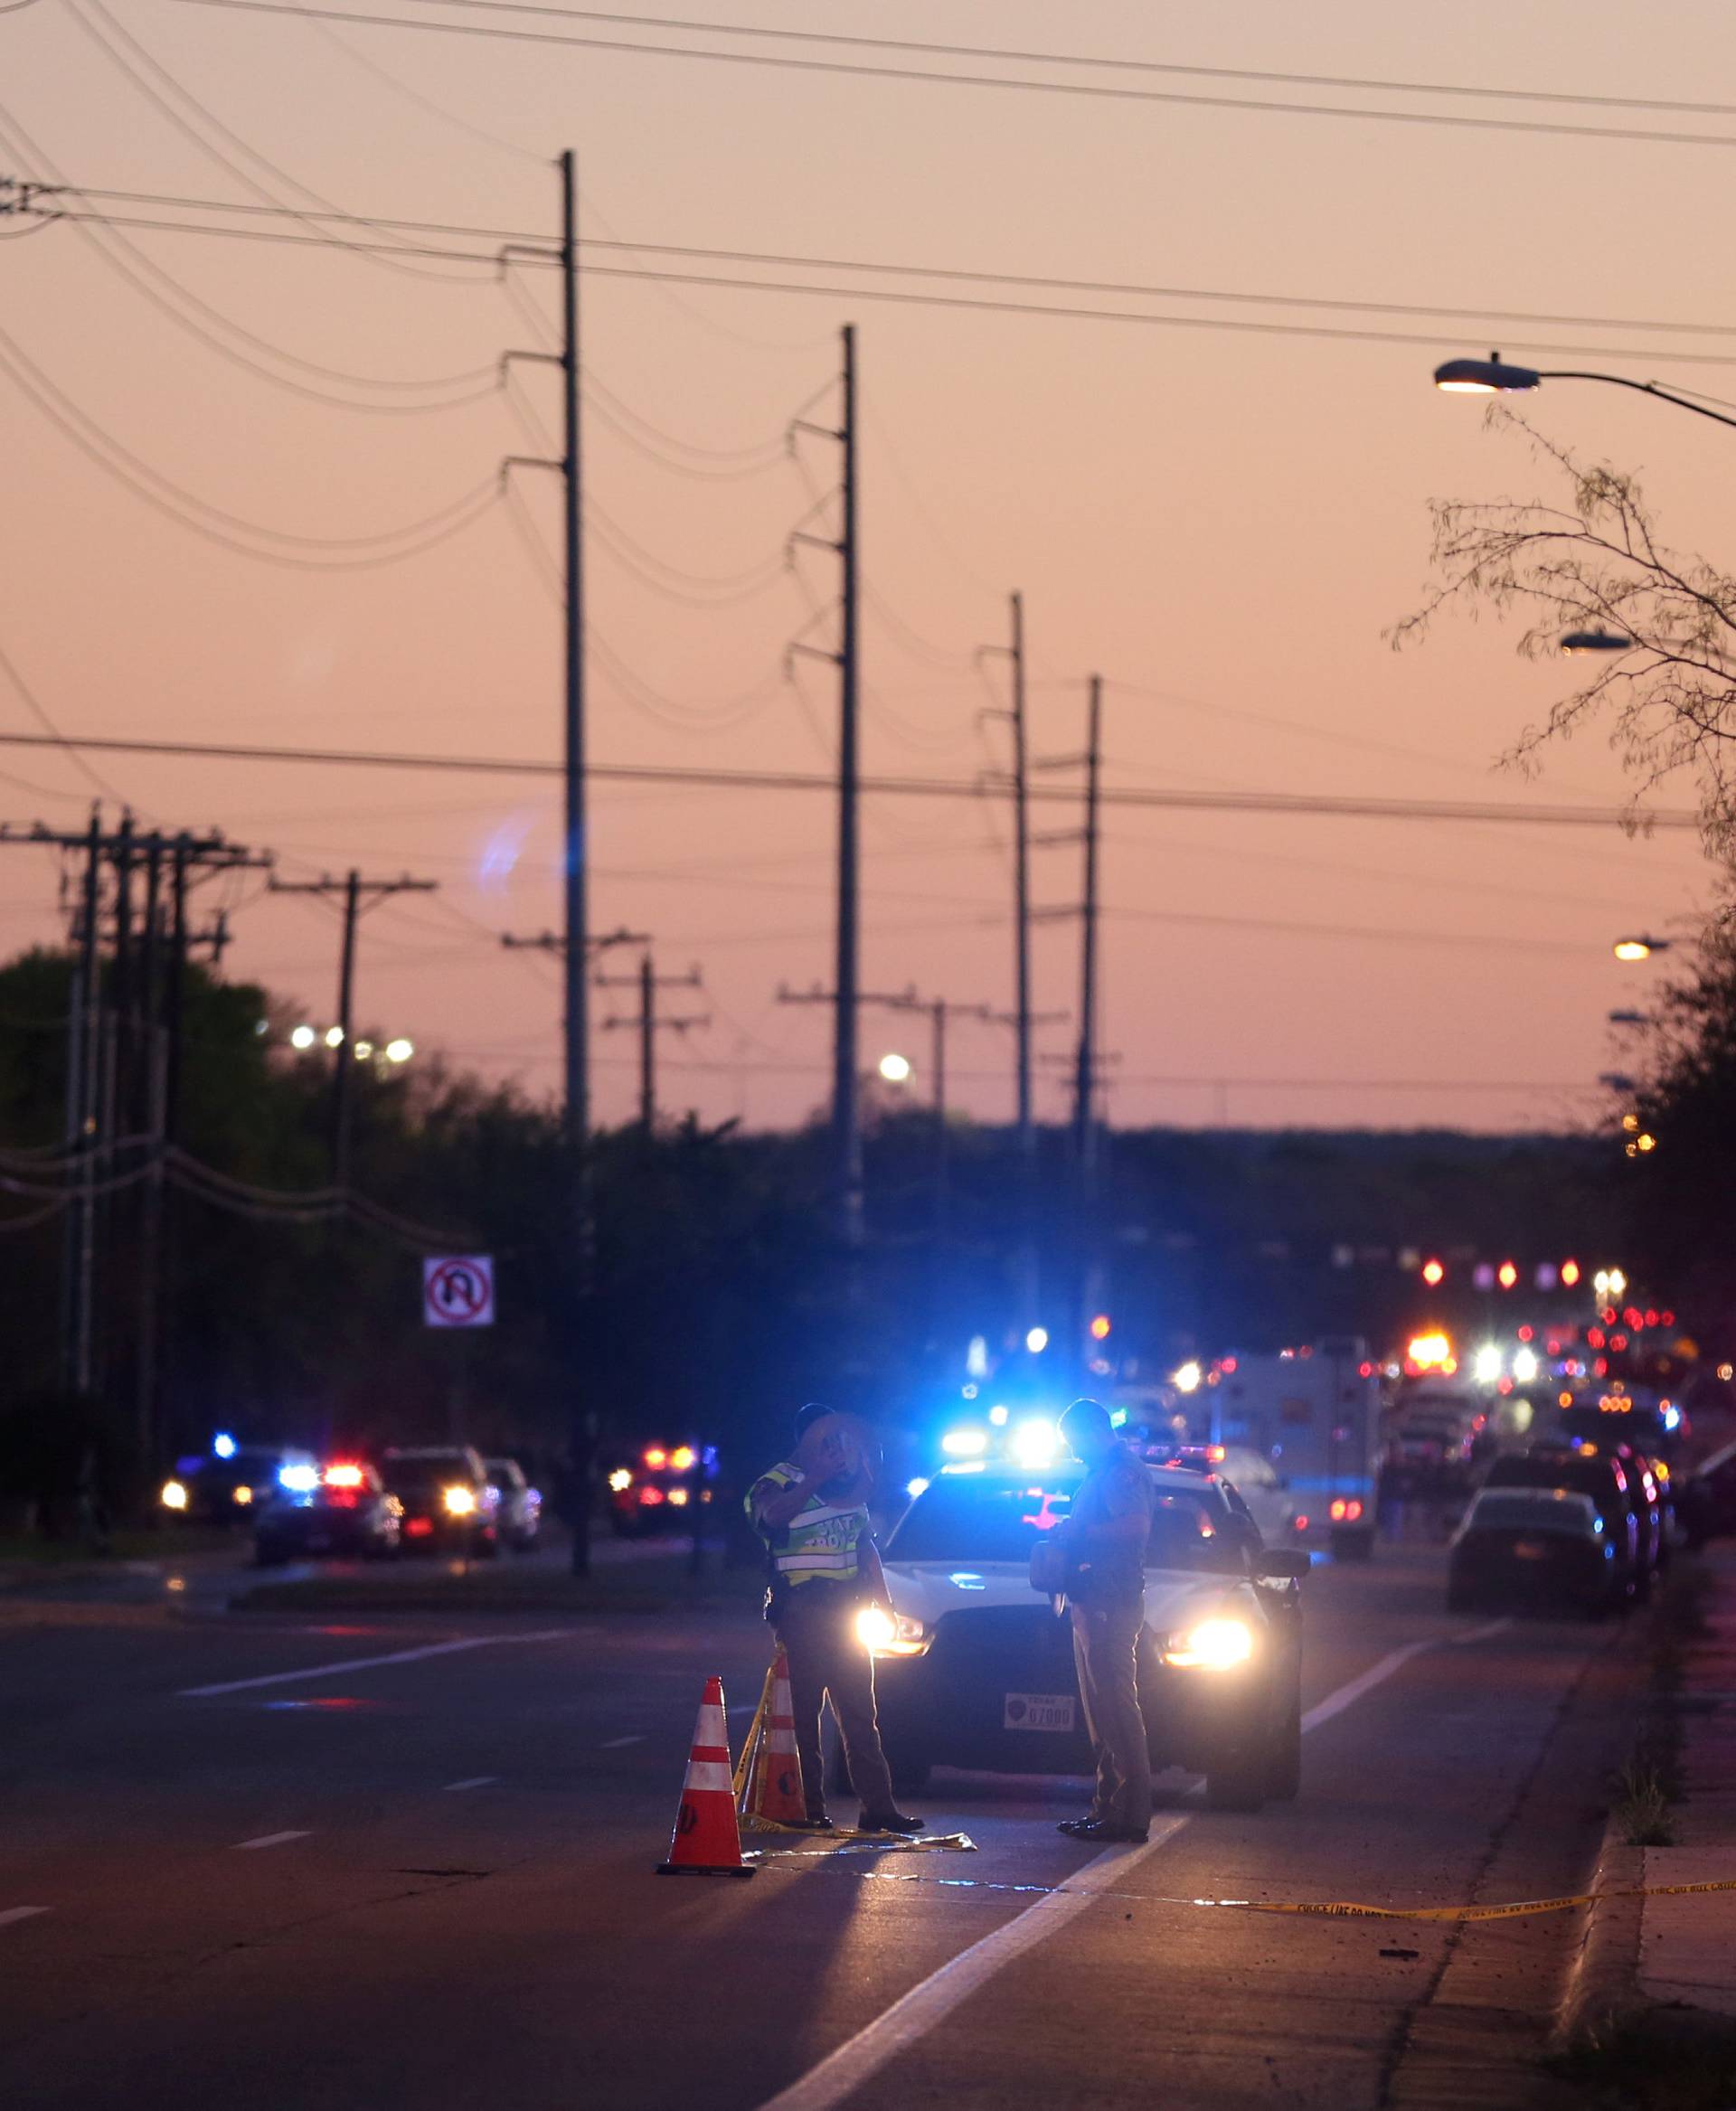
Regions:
[[639, 1485, 665, 1506], [405, 1515, 434, 1538]]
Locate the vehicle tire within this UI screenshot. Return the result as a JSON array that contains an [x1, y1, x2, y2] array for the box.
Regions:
[[1264, 1708, 1302, 1803], [1205, 1750, 1268, 1813]]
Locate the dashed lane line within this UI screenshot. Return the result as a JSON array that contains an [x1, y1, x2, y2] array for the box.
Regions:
[[177, 1629, 572, 1699], [442, 1776, 499, 1792], [0, 1908, 49, 1929], [601, 1735, 646, 1749], [752, 1618, 1510, 2111], [233, 1832, 313, 1851]]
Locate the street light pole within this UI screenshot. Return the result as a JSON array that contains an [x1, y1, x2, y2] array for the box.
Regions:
[[1434, 354, 1736, 431]]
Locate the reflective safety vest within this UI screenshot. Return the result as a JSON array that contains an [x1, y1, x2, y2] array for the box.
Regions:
[[747, 1459, 870, 1588]]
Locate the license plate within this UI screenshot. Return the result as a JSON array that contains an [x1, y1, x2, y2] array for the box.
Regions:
[[1512, 1541, 1547, 1560], [1004, 1692, 1075, 1733]]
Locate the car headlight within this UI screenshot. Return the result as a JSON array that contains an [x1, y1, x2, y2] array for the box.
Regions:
[[232, 1484, 253, 1506], [442, 1484, 476, 1515], [608, 1467, 632, 1493], [1011, 1418, 1059, 1469], [160, 1479, 189, 1512], [854, 1606, 929, 1656], [1161, 1616, 1255, 1670]]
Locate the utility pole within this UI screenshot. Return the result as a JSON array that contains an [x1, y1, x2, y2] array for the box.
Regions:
[[59, 810, 101, 1399], [1073, 675, 1104, 1177], [560, 148, 589, 1159], [788, 326, 862, 1247], [599, 954, 708, 1130], [979, 590, 1035, 1327], [269, 870, 438, 1182]]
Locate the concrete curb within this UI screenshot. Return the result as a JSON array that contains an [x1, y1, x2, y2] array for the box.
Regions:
[[1551, 1823, 1646, 2050]]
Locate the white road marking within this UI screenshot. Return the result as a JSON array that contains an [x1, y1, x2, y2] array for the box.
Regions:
[[1448, 1617, 1514, 1646], [177, 1629, 571, 1698], [0, 1908, 48, 1929], [753, 1630, 1462, 2111], [601, 1735, 645, 1749], [233, 1831, 311, 1851], [442, 1776, 498, 1791]]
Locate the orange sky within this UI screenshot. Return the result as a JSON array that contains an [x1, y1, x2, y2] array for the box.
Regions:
[[4, 0, 1731, 1133]]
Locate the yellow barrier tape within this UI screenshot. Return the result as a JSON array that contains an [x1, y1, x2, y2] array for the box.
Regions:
[[747, 1823, 978, 1855], [773, 1866, 1736, 1921], [731, 1665, 774, 1808]]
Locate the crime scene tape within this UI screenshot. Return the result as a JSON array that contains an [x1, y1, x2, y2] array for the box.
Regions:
[[730, 1657, 975, 1853], [765, 1864, 1736, 1922]]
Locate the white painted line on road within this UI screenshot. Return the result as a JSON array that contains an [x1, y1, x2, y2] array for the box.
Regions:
[[754, 1632, 1460, 2111], [1447, 1617, 1514, 1646], [0, 1908, 48, 1930], [233, 1831, 311, 1852], [177, 1629, 571, 1699], [442, 1776, 498, 1792], [600, 1734, 645, 1749]]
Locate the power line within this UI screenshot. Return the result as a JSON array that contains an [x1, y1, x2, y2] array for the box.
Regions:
[[0, 640, 127, 801], [374, 1, 1736, 127], [171, 0, 1736, 155], [68, 0, 489, 281], [0, 318, 502, 565], [0, 727, 1703, 830], [48, 184, 1736, 346]]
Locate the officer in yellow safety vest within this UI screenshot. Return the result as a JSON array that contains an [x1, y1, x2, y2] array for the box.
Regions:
[[746, 1403, 924, 1835]]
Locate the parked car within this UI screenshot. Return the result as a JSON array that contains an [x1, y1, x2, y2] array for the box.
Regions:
[[605, 1440, 716, 1535], [1555, 1389, 1689, 1465], [868, 1460, 1308, 1812], [1677, 1437, 1736, 1550], [380, 1446, 499, 1557], [253, 1461, 402, 1566], [1448, 1486, 1623, 1617], [1482, 1444, 1656, 1600], [159, 1442, 316, 1525], [484, 1457, 542, 1551]]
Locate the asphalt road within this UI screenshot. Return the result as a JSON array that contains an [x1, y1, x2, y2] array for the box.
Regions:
[[0, 1541, 1635, 2111]]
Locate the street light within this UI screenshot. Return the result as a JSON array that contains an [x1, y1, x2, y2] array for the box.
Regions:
[[877, 1051, 912, 1085], [1613, 937, 1670, 963], [1433, 353, 1736, 430], [1561, 630, 1633, 655]]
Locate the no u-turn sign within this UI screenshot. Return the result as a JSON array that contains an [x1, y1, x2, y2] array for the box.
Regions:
[[423, 1255, 495, 1328]]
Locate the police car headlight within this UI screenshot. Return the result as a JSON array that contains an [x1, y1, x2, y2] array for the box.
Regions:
[[1161, 1616, 1255, 1671], [442, 1484, 476, 1516], [855, 1607, 929, 1657]]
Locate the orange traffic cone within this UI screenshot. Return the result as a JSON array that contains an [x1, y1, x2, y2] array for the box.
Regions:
[[656, 1674, 757, 1879], [747, 1646, 808, 1828]]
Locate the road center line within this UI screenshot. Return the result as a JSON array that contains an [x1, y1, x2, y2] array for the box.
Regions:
[[601, 1734, 645, 1749], [0, 1907, 48, 1929], [442, 1776, 498, 1791], [754, 1627, 1467, 2111], [233, 1831, 311, 1851], [177, 1629, 571, 1698]]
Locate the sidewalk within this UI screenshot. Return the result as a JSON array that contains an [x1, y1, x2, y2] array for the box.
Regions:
[[1637, 1543, 1736, 2020]]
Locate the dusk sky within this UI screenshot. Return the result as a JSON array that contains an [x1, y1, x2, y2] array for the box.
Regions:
[[5, 0, 1732, 1133]]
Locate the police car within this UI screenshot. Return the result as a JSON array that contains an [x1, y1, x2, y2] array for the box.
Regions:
[[862, 1460, 1307, 1811]]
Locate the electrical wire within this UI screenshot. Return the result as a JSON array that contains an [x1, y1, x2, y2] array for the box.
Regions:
[[171, 0, 1736, 155], [54, 183, 1736, 347], [0, 319, 502, 566], [300, 11, 549, 162], [0, 639, 128, 801], [0, 725, 1702, 832], [1, 126, 503, 396], [375, 3, 1736, 125], [69, 0, 491, 281], [585, 499, 790, 602], [37, 198, 1736, 366]]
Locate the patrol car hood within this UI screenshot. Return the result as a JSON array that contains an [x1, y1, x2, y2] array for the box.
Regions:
[[882, 1560, 1242, 1633]]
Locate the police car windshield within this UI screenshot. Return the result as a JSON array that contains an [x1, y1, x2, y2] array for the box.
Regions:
[[887, 1475, 1247, 1573]]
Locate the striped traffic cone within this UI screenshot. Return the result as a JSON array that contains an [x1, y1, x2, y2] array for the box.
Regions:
[[656, 1674, 757, 1879], [748, 1646, 808, 1827]]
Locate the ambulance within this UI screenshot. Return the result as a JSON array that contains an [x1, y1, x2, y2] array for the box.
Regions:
[[1208, 1338, 1382, 1561]]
